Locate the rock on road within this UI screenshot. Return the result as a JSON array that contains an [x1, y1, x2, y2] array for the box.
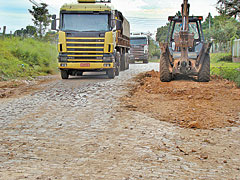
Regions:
[[0, 63, 239, 179]]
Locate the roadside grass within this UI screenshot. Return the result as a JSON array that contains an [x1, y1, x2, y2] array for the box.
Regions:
[[210, 53, 240, 87], [0, 37, 58, 81], [149, 53, 240, 87], [149, 59, 160, 63]]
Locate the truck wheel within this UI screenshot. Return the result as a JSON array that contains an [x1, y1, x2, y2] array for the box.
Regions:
[[115, 52, 120, 76], [198, 54, 210, 82], [107, 69, 115, 79], [160, 54, 172, 82], [126, 53, 130, 70], [61, 70, 69, 79], [120, 53, 126, 71], [143, 59, 148, 64], [77, 72, 83, 76]]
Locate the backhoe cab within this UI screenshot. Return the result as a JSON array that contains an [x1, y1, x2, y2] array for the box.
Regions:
[[159, 0, 211, 82]]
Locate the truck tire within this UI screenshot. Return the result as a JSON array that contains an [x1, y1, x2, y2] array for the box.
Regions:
[[160, 54, 172, 82], [198, 54, 210, 82], [143, 59, 148, 64], [77, 72, 83, 76], [107, 69, 115, 79], [61, 70, 69, 79], [120, 53, 126, 71], [125, 53, 130, 70], [115, 52, 121, 76]]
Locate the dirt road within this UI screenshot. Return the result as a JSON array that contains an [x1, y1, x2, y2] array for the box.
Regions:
[[0, 63, 240, 179]]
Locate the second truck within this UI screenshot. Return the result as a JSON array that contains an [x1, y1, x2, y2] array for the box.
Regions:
[[129, 33, 149, 64], [51, 0, 130, 79]]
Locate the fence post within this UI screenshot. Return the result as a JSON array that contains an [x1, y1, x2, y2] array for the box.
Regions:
[[2, 26, 6, 39]]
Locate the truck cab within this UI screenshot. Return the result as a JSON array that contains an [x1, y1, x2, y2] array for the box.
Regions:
[[52, 0, 130, 79], [129, 33, 149, 63]]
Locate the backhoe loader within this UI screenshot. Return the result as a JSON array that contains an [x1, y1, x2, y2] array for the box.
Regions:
[[159, 0, 211, 82]]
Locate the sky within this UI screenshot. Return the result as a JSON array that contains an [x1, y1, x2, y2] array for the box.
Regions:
[[0, 0, 219, 36]]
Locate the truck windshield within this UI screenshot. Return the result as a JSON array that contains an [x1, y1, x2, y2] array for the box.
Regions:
[[62, 14, 109, 32], [130, 38, 147, 45]]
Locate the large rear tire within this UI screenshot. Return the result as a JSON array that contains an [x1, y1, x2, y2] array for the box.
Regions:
[[143, 59, 148, 64], [198, 54, 210, 82], [61, 70, 69, 79], [125, 53, 130, 70], [107, 69, 115, 79], [115, 52, 120, 76], [160, 54, 172, 82], [120, 53, 126, 71]]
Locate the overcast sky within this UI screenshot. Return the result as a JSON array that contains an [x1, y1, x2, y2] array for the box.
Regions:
[[0, 0, 218, 35]]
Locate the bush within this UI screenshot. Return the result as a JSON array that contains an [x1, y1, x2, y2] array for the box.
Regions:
[[210, 53, 240, 87]]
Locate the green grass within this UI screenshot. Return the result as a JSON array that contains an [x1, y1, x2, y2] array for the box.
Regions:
[[0, 37, 58, 80], [149, 59, 160, 63], [210, 53, 240, 87]]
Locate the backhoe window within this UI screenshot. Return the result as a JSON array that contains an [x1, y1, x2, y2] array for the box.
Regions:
[[62, 14, 109, 32], [173, 22, 199, 39]]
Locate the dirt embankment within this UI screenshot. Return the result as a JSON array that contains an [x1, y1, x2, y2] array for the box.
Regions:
[[122, 70, 240, 129], [0, 76, 57, 99]]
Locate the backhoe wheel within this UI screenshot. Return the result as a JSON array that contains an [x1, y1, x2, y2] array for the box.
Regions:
[[160, 54, 172, 82], [120, 53, 126, 71], [61, 70, 69, 79], [198, 54, 210, 82], [115, 52, 121, 76], [107, 69, 115, 79]]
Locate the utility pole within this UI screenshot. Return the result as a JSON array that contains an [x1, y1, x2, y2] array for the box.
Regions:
[[209, 14, 211, 30]]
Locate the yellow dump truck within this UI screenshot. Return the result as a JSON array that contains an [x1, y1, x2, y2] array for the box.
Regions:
[[51, 0, 130, 79]]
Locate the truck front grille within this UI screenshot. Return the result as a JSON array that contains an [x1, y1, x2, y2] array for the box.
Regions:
[[66, 37, 105, 62], [130, 46, 145, 56]]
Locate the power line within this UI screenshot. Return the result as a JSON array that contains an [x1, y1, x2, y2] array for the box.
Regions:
[[38, 0, 59, 11], [29, 0, 40, 7]]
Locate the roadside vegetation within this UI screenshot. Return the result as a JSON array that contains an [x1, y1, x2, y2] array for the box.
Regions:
[[0, 37, 57, 81], [210, 53, 240, 87], [0, 3, 58, 81]]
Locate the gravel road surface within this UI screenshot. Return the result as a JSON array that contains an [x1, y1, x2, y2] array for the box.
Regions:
[[0, 63, 239, 180]]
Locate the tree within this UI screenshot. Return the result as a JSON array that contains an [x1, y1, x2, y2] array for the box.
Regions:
[[28, 3, 51, 38], [156, 23, 170, 42], [217, 0, 240, 18], [26, 26, 37, 37], [148, 38, 160, 58], [209, 15, 240, 52], [202, 13, 214, 30], [14, 26, 37, 37]]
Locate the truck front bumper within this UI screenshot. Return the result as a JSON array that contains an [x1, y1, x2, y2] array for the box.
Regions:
[[58, 62, 114, 70]]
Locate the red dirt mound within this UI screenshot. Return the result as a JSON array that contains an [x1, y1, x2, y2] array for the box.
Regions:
[[122, 71, 240, 129]]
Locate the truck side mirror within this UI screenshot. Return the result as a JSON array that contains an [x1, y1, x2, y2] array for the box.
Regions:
[[116, 20, 122, 31], [51, 14, 57, 30]]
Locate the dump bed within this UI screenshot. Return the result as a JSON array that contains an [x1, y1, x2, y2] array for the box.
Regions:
[[122, 16, 130, 38]]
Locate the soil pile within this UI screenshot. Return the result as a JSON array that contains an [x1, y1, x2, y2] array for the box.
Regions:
[[123, 70, 240, 129]]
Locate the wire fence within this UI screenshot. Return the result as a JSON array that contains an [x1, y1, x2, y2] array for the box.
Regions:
[[210, 41, 231, 53]]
